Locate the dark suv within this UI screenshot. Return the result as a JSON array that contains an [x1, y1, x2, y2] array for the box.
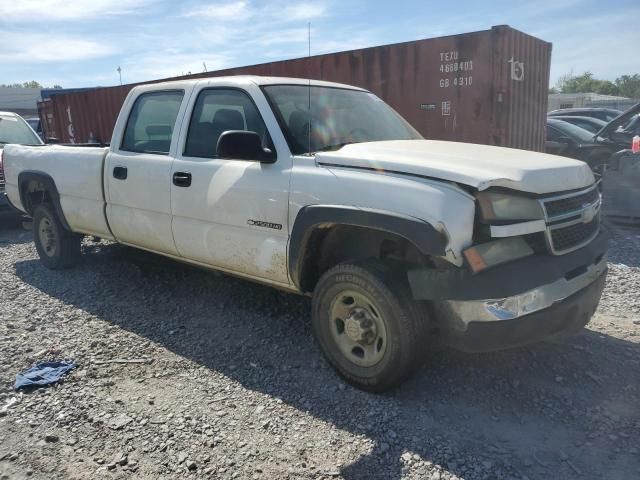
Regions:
[[548, 107, 623, 122]]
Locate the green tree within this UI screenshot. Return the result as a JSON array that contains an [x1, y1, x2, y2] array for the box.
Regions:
[[22, 81, 43, 88], [614, 74, 640, 99], [0, 81, 44, 88], [560, 72, 619, 95]]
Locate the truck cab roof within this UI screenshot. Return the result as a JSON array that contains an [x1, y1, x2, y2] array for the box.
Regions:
[[131, 75, 367, 93]]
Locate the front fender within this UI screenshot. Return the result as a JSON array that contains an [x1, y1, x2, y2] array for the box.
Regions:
[[288, 205, 447, 288]]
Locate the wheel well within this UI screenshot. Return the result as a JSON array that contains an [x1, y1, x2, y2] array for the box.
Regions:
[[21, 179, 53, 215], [298, 225, 432, 293], [18, 173, 71, 232]]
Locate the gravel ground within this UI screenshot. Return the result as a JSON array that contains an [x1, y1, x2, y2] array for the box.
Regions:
[[0, 218, 638, 480]]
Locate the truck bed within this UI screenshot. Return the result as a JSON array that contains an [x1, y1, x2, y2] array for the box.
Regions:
[[3, 144, 113, 238]]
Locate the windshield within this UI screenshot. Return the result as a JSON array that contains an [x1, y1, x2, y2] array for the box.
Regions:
[[550, 120, 595, 143], [0, 115, 41, 145], [262, 85, 422, 155]]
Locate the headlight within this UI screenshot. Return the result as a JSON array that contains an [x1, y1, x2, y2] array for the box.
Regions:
[[476, 191, 544, 222]]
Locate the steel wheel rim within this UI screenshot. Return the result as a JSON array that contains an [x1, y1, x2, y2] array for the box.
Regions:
[[329, 289, 388, 367], [38, 217, 57, 257]]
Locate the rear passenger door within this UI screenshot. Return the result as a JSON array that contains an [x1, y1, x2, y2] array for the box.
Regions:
[[170, 84, 292, 285], [106, 89, 188, 255]]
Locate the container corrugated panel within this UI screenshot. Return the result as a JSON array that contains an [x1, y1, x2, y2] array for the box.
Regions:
[[45, 86, 132, 144], [37, 99, 56, 140], [491, 26, 552, 151], [39, 25, 551, 151]]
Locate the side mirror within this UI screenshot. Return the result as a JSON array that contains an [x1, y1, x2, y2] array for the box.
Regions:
[[46, 137, 60, 144], [216, 131, 276, 163]]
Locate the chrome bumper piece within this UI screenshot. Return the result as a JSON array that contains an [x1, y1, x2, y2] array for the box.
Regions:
[[444, 256, 607, 326]]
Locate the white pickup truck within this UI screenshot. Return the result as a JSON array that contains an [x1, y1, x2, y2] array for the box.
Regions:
[[2, 76, 608, 391]]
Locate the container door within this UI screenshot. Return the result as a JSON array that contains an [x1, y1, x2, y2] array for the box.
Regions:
[[105, 90, 186, 255], [170, 86, 291, 285]]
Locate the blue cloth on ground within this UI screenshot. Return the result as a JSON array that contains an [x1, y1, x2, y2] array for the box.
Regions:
[[15, 361, 76, 390]]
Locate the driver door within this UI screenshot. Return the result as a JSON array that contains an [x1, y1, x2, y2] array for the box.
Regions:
[[170, 85, 292, 285]]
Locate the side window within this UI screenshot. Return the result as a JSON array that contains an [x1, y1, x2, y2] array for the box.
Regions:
[[184, 89, 270, 158], [121, 90, 184, 154], [546, 126, 561, 141]]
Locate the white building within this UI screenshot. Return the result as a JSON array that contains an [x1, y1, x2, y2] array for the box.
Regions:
[[0, 87, 41, 117], [548, 93, 638, 112]]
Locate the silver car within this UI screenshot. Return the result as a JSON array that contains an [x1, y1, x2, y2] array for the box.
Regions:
[[0, 111, 44, 224]]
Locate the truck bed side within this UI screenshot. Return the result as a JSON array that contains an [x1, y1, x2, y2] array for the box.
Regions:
[[3, 144, 112, 238]]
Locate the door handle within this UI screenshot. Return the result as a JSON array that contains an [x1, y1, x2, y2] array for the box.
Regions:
[[173, 172, 192, 187], [113, 166, 127, 180]]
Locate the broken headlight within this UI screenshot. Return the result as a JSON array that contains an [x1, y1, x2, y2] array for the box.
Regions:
[[476, 191, 544, 222]]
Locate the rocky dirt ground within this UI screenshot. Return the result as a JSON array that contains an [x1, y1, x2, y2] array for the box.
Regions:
[[0, 217, 638, 480]]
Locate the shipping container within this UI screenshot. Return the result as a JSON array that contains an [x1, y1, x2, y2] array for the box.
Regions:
[[39, 25, 551, 151]]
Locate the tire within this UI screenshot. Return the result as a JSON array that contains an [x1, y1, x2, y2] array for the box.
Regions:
[[312, 261, 427, 392], [32, 204, 81, 269]]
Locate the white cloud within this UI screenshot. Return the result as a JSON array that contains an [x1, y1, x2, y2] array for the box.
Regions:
[[282, 2, 326, 20], [183, 1, 252, 20], [0, 31, 116, 63], [0, 0, 155, 21], [121, 51, 231, 80]]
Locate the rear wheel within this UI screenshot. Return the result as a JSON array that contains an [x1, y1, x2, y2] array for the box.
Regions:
[[32, 204, 81, 269], [312, 261, 427, 392]]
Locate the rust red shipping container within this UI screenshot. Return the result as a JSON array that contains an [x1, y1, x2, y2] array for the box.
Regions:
[[38, 25, 551, 152]]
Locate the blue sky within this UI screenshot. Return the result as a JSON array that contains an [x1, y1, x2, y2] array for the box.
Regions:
[[1, 0, 638, 88]]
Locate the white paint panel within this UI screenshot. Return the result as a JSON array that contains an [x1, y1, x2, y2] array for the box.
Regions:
[[60, 196, 112, 238], [316, 140, 595, 194], [3, 144, 109, 236], [106, 204, 178, 254], [289, 157, 476, 266], [173, 216, 287, 280]]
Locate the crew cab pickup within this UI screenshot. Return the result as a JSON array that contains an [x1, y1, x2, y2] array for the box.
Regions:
[[3, 76, 608, 391]]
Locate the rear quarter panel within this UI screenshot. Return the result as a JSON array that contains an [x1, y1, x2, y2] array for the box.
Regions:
[[3, 144, 113, 238]]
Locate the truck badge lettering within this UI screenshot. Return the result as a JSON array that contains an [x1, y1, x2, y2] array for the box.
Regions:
[[247, 220, 282, 230]]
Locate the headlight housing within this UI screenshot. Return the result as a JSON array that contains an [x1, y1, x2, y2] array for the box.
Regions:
[[476, 191, 544, 222]]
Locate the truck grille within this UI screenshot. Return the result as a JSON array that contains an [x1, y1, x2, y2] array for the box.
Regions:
[[550, 217, 600, 252], [544, 187, 599, 217], [540, 185, 601, 255]]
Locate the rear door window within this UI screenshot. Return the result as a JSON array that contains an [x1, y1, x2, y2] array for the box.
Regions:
[[121, 90, 184, 154]]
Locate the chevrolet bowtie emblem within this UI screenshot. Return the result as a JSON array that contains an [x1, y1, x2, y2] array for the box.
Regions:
[[581, 203, 597, 223]]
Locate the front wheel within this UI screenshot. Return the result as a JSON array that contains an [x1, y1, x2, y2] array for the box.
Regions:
[[312, 261, 427, 392], [32, 204, 81, 269]]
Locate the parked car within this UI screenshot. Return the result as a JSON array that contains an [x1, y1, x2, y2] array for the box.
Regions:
[[545, 118, 617, 168], [548, 107, 623, 122], [25, 117, 44, 140], [0, 111, 43, 224], [550, 115, 607, 134], [546, 104, 640, 169], [3, 77, 608, 391]]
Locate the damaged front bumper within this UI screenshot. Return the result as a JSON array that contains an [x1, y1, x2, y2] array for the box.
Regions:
[[408, 231, 608, 352]]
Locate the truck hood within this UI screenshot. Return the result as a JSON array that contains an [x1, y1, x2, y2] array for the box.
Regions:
[[316, 140, 595, 194]]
